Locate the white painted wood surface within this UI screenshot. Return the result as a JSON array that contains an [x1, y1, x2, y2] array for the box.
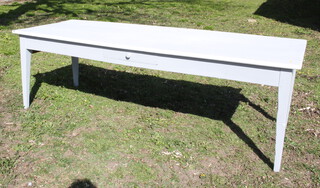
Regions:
[[18, 36, 282, 87], [13, 20, 306, 69], [13, 20, 307, 172]]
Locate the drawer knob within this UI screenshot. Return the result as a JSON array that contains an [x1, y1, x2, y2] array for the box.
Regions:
[[125, 53, 131, 60]]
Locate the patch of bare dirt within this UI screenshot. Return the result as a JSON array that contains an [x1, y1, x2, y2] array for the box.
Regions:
[[281, 150, 320, 187], [292, 90, 320, 118], [0, 86, 20, 159], [299, 74, 320, 80], [66, 126, 100, 139], [0, 86, 35, 187], [199, 156, 229, 176]]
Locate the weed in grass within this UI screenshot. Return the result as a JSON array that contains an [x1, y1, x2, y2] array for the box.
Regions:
[[0, 157, 17, 175], [203, 25, 214, 30], [130, 161, 156, 182]]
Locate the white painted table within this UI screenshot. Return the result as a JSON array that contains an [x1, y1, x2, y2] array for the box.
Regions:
[[13, 20, 307, 172]]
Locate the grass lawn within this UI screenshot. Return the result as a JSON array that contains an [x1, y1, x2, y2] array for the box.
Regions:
[[1, 0, 319, 187]]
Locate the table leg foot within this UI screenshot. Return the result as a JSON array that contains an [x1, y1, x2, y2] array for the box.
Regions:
[[20, 44, 32, 109]]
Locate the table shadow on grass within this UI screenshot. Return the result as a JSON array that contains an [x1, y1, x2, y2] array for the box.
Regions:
[[255, 0, 320, 31], [0, 0, 200, 26], [31, 64, 274, 169]]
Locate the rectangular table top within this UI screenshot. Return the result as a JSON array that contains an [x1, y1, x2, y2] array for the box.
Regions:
[[13, 20, 307, 69]]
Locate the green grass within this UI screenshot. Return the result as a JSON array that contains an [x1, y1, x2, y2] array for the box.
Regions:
[[1, 0, 319, 187]]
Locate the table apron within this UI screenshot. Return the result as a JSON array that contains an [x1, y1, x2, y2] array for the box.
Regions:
[[21, 36, 282, 87]]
